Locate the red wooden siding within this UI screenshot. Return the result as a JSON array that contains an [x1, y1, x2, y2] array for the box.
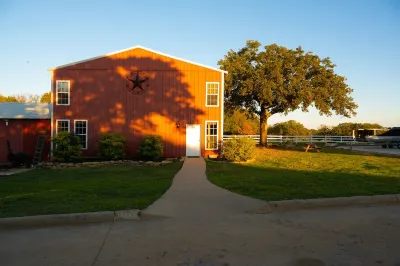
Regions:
[[0, 120, 51, 163], [53, 48, 223, 158]]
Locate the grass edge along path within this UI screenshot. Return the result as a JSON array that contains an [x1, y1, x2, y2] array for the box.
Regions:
[[0, 162, 182, 218], [206, 148, 400, 202]]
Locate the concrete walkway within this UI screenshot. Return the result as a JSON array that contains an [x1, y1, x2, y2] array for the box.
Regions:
[[143, 157, 265, 220]]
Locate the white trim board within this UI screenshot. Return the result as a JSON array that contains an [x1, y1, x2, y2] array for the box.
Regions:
[[49, 45, 228, 74], [220, 72, 225, 151], [50, 71, 54, 155]]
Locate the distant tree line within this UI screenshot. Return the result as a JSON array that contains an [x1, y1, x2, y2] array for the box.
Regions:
[[224, 112, 385, 136], [312, 122, 385, 136], [0, 92, 51, 103]]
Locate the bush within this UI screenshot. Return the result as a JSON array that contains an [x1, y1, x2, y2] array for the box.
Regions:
[[223, 137, 256, 162], [138, 135, 164, 160], [52, 131, 82, 162], [99, 133, 126, 160]]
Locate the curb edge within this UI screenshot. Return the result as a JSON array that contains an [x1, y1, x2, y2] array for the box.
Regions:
[[0, 209, 141, 228], [255, 194, 400, 214]]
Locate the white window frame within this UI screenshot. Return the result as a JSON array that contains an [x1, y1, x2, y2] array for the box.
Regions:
[[56, 80, 70, 106], [74, 120, 88, 150], [205, 120, 219, 151], [56, 119, 70, 134], [205, 82, 220, 107]]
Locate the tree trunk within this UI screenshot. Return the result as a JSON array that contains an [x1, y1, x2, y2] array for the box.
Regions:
[[259, 106, 270, 146]]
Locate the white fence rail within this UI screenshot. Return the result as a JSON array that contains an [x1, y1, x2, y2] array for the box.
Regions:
[[223, 135, 356, 144]]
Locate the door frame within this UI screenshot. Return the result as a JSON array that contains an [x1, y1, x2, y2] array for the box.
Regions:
[[185, 124, 201, 157]]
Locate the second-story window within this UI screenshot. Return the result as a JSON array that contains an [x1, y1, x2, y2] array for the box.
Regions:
[[56, 80, 70, 105], [206, 82, 219, 107]]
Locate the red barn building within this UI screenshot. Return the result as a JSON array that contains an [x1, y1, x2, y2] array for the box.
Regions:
[[50, 46, 226, 158], [0, 103, 51, 163]]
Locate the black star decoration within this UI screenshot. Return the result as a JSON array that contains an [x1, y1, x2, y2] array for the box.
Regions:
[[127, 71, 149, 93]]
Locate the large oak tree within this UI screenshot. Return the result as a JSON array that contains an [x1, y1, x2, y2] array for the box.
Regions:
[[218, 41, 358, 145]]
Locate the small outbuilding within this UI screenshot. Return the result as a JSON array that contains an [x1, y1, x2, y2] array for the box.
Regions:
[[0, 103, 51, 163]]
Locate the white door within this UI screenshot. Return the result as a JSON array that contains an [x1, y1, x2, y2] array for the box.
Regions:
[[186, 124, 201, 157]]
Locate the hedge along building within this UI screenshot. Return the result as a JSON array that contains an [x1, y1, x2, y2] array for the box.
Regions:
[[0, 103, 51, 163], [49, 46, 227, 158]]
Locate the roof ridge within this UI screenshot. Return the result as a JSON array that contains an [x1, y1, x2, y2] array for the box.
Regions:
[[49, 45, 228, 74]]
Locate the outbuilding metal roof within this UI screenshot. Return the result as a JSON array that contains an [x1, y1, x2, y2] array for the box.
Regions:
[[0, 103, 51, 119]]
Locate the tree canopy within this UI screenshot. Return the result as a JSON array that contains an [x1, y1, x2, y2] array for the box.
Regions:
[[218, 40, 358, 144], [40, 92, 51, 103], [0, 93, 49, 103], [0, 94, 18, 102], [268, 120, 311, 136]]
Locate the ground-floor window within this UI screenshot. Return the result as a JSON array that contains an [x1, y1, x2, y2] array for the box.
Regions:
[[56, 119, 70, 133], [205, 121, 218, 150], [74, 120, 88, 150]]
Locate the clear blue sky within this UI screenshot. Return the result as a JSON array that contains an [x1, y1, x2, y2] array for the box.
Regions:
[[1, 0, 399, 129]]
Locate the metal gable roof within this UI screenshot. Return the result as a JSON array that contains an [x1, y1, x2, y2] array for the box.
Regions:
[[49, 45, 228, 74], [0, 103, 51, 119]]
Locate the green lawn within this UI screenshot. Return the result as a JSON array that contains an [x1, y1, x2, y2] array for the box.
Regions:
[[207, 148, 400, 201], [0, 163, 182, 218]]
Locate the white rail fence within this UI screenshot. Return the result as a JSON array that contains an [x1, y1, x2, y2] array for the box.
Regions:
[[223, 135, 356, 144]]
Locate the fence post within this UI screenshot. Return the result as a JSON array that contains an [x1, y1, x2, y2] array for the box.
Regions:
[[295, 136, 298, 144], [280, 135, 283, 144], [341, 136, 343, 143]]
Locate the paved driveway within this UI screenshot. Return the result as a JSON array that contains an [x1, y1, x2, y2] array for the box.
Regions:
[[1, 157, 400, 266]]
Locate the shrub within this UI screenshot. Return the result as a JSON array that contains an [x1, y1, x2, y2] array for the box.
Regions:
[[223, 137, 256, 162], [99, 133, 126, 160], [138, 135, 164, 160], [52, 131, 82, 162]]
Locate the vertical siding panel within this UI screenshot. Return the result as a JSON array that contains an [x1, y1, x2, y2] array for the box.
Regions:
[[178, 62, 183, 157], [197, 67, 202, 155], [176, 70, 180, 157], [173, 69, 179, 157], [183, 66, 190, 156], [163, 70, 171, 157], [176, 66, 182, 157], [155, 69, 164, 157]]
